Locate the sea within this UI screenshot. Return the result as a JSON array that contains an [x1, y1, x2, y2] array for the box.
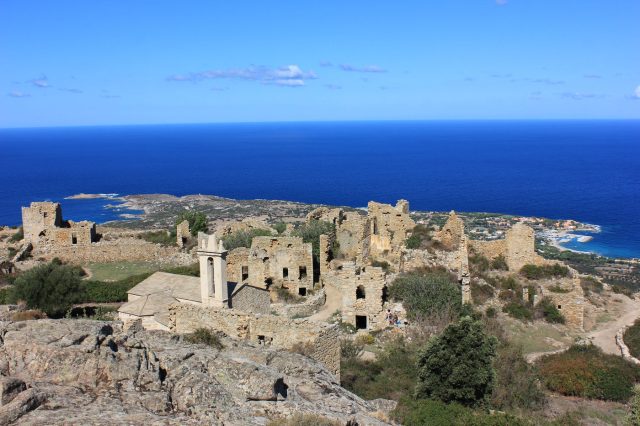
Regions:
[[0, 120, 638, 259]]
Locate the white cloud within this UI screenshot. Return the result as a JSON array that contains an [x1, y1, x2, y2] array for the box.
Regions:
[[8, 90, 30, 98], [167, 65, 316, 87], [635, 85, 640, 98], [31, 77, 50, 88]]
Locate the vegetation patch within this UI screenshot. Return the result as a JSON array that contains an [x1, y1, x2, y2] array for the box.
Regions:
[[405, 224, 431, 249], [470, 280, 494, 305], [222, 228, 273, 251], [389, 270, 461, 319], [520, 264, 570, 280], [176, 210, 208, 235], [9, 227, 23, 242], [267, 413, 341, 426], [537, 344, 640, 402], [185, 328, 224, 349], [580, 276, 603, 296], [139, 230, 176, 246], [624, 319, 640, 359], [292, 220, 337, 261]]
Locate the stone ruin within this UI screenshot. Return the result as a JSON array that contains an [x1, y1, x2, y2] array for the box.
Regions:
[[226, 236, 314, 298], [22, 202, 96, 247], [176, 219, 190, 247]]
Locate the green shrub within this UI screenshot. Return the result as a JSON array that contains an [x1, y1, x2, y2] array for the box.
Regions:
[[176, 210, 208, 236], [416, 317, 498, 407], [292, 220, 335, 259], [0, 287, 13, 304], [392, 397, 524, 426], [12, 261, 86, 317], [389, 271, 461, 319], [185, 327, 223, 349], [139, 230, 175, 246], [222, 228, 273, 251], [537, 344, 640, 402], [624, 319, 640, 359], [371, 259, 390, 272], [520, 264, 570, 280], [341, 336, 419, 401], [471, 281, 494, 305], [9, 227, 23, 242], [547, 284, 570, 293], [491, 343, 546, 411], [272, 222, 287, 234], [490, 255, 508, 271], [82, 272, 151, 303], [485, 307, 497, 318], [162, 263, 199, 276], [405, 224, 431, 249], [628, 385, 640, 426], [502, 301, 532, 321], [535, 297, 565, 324], [470, 254, 490, 273], [340, 339, 364, 359]]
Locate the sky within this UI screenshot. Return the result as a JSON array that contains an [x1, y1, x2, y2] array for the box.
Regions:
[[1, 0, 639, 128]]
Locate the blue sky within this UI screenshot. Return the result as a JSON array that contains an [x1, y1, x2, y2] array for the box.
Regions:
[[1, 0, 639, 127]]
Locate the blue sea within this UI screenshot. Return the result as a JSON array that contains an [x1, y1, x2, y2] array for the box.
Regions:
[[0, 121, 638, 258]]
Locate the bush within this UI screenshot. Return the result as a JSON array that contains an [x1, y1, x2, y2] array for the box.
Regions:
[[405, 224, 431, 249], [537, 344, 640, 402], [272, 222, 287, 234], [491, 343, 546, 411], [624, 319, 640, 359], [470, 281, 494, 305], [175, 210, 208, 236], [0, 287, 13, 304], [371, 259, 390, 272], [469, 254, 490, 273], [485, 307, 497, 318], [275, 285, 303, 304], [628, 385, 640, 426], [12, 261, 86, 317], [139, 230, 175, 246], [292, 220, 335, 259], [389, 271, 461, 319], [185, 328, 223, 349], [392, 397, 524, 426], [83, 272, 152, 303], [267, 413, 341, 426], [416, 317, 498, 407], [535, 297, 565, 324], [502, 301, 532, 321], [222, 228, 273, 251], [580, 276, 603, 296], [341, 336, 419, 401], [520, 264, 570, 280], [490, 255, 508, 271], [9, 227, 23, 242]]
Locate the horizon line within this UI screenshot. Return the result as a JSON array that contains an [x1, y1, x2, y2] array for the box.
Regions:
[[2, 117, 640, 131]]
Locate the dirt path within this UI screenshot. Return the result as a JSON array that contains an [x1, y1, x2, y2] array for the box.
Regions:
[[310, 283, 342, 322], [588, 294, 640, 355]]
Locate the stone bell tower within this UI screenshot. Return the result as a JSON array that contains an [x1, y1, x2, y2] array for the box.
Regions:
[[197, 232, 229, 308]]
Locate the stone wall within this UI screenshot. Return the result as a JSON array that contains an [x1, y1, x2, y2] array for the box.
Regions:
[[169, 304, 340, 378], [538, 276, 585, 331], [230, 284, 270, 314], [307, 208, 370, 262], [176, 220, 190, 247], [270, 289, 326, 318], [368, 200, 415, 267], [469, 223, 546, 272], [226, 247, 251, 284], [434, 211, 465, 251], [21, 202, 96, 248], [324, 262, 389, 330], [248, 237, 314, 294]]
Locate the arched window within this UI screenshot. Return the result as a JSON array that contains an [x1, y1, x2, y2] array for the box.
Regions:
[[356, 285, 366, 299], [208, 257, 215, 294]]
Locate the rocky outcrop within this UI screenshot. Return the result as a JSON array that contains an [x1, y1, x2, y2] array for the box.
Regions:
[[0, 320, 391, 425]]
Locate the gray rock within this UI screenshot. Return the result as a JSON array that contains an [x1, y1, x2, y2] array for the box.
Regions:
[[0, 320, 392, 425], [0, 377, 26, 405]]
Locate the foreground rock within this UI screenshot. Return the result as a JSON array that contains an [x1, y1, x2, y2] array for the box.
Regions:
[[0, 320, 392, 425]]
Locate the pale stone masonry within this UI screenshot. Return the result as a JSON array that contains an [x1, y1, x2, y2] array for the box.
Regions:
[[170, 303, 341, 379], [176, 220, 190, 247], [22, 202, 96, 247], [367, 200, 415, 266]]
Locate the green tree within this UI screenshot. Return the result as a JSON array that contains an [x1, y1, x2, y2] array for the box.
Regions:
[[292, 220, 336, 259], [628, 385, 640, 426], [176, 210, 208, 236], [222, 228, 273, 250], [12, 261, 86, 317], [416, 316, 498, 406], [389, 271, 461, 319]]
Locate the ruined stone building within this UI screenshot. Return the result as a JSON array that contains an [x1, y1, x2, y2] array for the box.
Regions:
[[468, 221, 547, 272], [176, 220, 190, 247], [118, 232, 340, 377], [226, 236, 314, 297], [22, 202, 96, 247]]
